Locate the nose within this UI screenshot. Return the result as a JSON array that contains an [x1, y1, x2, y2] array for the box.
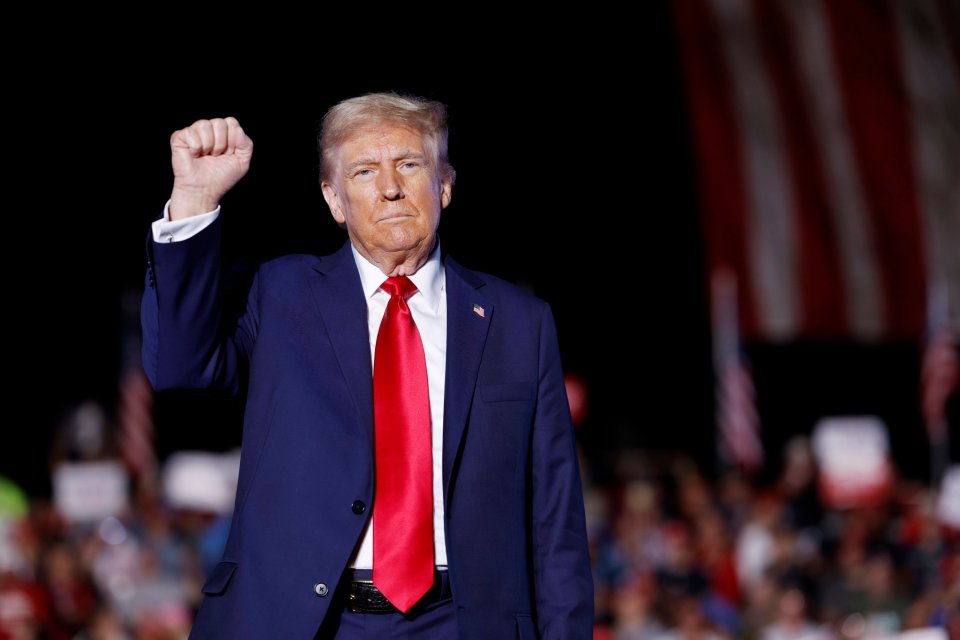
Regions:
[[378, 168, 404, 201]]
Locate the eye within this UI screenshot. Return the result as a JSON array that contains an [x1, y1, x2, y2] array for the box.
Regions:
[[355, 168, 373, 177]]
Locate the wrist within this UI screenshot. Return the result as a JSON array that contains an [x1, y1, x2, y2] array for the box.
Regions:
[[169, 183, 220, 220]]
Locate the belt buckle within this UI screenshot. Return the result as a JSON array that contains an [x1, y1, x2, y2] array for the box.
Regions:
[[347, 579, 398, 614]]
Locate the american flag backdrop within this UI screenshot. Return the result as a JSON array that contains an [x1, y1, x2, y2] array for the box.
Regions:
[[673, 0, 960, 343], [118, 291, 157, 485], [712, 270, 765, 471], [673, 0, 959, 470], [118, 365, 156, 483], [922, 282, 958, 444]]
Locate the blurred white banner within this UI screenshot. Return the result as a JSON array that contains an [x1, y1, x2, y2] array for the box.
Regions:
[[162, 450, 240, 514], [53, 460, 129, 522], [812, 416, 893, 508]]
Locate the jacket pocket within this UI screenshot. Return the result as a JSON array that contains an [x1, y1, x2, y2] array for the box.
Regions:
[[201, 561, 238, 596], [516, 614, 537, 640], [480, 382, 536, 403]]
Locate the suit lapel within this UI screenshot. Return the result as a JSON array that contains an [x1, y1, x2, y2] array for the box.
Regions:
[[442, 258, 492, 503], [309, 243, 374, 441]]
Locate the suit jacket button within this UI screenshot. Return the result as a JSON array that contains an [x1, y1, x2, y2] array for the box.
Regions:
[[351, 500, 366, 515], [314, 583, 328, 597]]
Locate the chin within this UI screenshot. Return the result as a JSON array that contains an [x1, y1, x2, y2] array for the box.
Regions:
[[381, 228, 427, 252]]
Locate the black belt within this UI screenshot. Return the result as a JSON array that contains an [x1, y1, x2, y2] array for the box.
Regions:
[[345, 569, 452, 614]]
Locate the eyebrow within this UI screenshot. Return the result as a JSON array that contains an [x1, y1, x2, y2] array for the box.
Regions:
[[344, 150, 427, 174]]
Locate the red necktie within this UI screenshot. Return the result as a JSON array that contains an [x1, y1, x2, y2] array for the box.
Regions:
[[373, 276, 434, 613]]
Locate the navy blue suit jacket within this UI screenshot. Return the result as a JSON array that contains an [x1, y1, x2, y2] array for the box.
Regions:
[[141, 220, 593, 639]]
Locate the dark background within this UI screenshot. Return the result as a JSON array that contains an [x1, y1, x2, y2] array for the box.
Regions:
[[3, 10, 947, 496]]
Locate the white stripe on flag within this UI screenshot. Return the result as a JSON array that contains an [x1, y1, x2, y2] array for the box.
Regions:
[[710, 0, 801, 339]]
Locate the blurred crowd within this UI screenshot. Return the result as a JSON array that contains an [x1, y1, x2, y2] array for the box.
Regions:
[[586, 440, 959, 639], [0, 403, 229, 640], [0, 484, 221, 639], [0, 409, 957, 639]]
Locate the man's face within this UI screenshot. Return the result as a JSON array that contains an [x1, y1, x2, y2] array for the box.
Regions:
[[321, 123, 452, 263]]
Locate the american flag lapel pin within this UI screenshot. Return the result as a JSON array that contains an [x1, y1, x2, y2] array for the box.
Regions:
[[472, 303, 485, 318]]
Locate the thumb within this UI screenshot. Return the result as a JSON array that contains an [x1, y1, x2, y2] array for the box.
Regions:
[[225, 117, 253, 158]]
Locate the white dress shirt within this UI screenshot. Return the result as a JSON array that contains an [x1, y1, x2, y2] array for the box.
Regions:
[[151, 202, 220, 243], [349, 243, 448, 569], [153, 205, 449, 568]]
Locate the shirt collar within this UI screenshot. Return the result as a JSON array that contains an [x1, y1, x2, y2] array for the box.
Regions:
[[351, 241, 445, 313]]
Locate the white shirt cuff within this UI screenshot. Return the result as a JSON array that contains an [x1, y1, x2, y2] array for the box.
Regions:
[[152, 200, 220, 243]]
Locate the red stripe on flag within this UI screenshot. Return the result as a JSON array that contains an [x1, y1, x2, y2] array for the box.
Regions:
[[673, 0, 760, 338], [675, 0, 948, 341], [752, 0, 848, 337], [826, 1, 926, 338]]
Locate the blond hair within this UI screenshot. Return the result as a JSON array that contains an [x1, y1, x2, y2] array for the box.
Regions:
[[319, 92, 455, 184]]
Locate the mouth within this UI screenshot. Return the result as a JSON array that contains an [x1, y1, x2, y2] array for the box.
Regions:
[[378, 211, 414, 222]]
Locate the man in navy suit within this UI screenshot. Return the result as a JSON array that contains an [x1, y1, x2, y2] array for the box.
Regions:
[[142, 93, 592, 639]]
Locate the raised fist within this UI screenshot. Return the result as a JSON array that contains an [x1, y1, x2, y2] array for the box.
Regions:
[[169, 117, 253, 220]]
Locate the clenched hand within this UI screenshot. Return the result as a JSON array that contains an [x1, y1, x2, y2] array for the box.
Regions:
[[169, 117, 253, 220]]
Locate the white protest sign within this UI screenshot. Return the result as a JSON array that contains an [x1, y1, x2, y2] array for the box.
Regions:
[[162, 450, 240, 514], [53, 461, 129, 522], [811, 416, 893, 508], [937, 465, 960, 528]]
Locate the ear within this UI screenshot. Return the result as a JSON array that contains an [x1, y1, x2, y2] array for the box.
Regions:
[[321, 181, 346, 225], [439, 174, 453, 209]]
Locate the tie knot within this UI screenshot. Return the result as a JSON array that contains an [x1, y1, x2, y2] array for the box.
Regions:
[[381, 276, 418, 300]]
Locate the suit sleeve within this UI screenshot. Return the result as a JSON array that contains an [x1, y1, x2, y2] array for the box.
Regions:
[[140, 217, 258, 396], [531, 304, 594, 638]]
